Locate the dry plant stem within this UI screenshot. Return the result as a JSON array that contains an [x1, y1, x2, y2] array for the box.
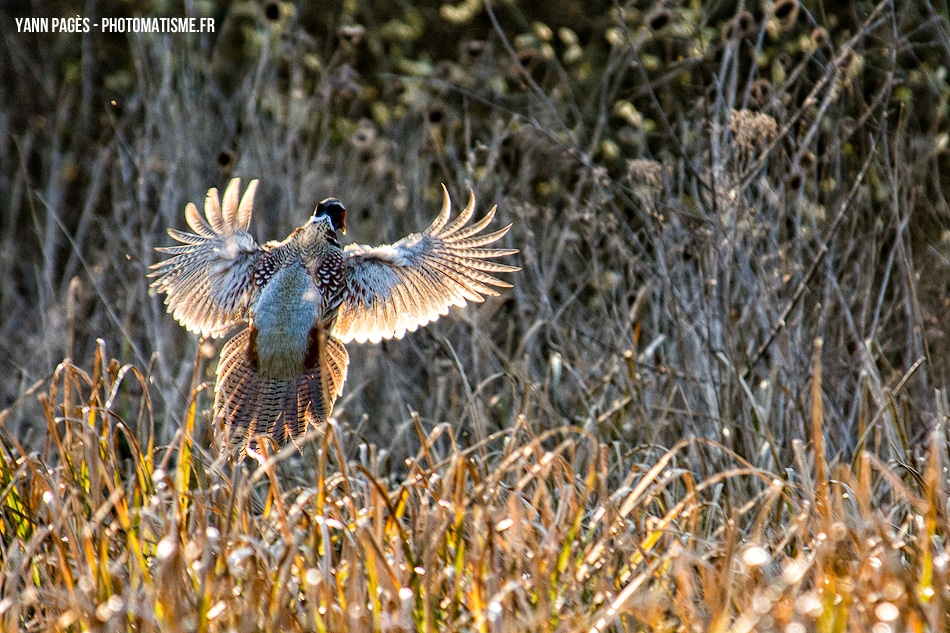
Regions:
[[810, 338, 830, 522], [742, 139, 876, 379], [736, 0, 892, 191], [850, 355, 925, 465], [483, 0, 571, 147]]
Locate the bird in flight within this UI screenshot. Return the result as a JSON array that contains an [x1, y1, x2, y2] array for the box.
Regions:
[[149, 179, 518, 453]]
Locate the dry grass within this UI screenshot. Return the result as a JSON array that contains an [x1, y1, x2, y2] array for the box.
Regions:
[[3, 0, 950, 630], [1, 341, 948, 631]]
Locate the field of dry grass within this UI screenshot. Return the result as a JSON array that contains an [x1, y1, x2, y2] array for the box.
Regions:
[[2, 0, 950, 630]]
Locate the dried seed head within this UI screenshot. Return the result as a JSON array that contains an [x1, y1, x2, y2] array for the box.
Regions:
[[647, 8, 673, 31], [749, 79, 774, 108], [723, 10, 755, 39], [627, 159, 664, 190], [786, 170, 804, 191], [216, 149, 235, 174], [338, 24, 366, 46], [730, 109, 778, 154], [839, 116, 856, 137], [466, 40, 485, 58], [428, 105, 446, 124], [799, 151, 816, 172], [771, 0, 799, 31], [810, 27, 831, 51], [264, 1, 281, 21], [351, 119, 377, 154]]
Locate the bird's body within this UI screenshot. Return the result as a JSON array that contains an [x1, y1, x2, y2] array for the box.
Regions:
[[149, 179, 517, 452]]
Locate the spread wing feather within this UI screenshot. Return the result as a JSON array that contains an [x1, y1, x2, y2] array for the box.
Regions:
[[148, 178, 262, 338], [332, 185, 519, 344]]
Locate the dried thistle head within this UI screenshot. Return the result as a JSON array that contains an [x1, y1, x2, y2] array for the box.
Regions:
[[729, 109, 778, 155], [338, 23, 366, 46], [722, 10, 755, 40], [770, 0, 799, 32], [627, 159, 664, 190], [810, 27, 832, 52], [786, 169, 804, 192], [350, 118, 377, 153], [215, 148, 236, 175], [749, 79, 775, 108], [646, 7, 674, 32]]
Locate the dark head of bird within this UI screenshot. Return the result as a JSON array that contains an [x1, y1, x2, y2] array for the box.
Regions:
[[313, 198, 347, 234]]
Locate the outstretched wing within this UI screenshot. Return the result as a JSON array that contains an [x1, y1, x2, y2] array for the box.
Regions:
[[149, 178, 263, 338], [332, 185, 519, 344]]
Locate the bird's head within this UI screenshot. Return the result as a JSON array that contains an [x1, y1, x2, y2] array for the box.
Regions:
[[310, 198, 347, 235]]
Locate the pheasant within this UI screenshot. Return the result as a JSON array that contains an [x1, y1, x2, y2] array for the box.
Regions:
[[149, 179, 518, 452]]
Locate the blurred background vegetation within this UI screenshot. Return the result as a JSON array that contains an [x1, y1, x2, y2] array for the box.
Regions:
[[2, 0, 950, 469], [4, 0, 950, 629]]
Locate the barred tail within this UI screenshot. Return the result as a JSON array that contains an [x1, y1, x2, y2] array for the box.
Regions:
[[214, 327, 349, 452]]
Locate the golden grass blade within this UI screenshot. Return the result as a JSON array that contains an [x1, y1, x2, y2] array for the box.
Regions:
[[810, 338, 831, 523]]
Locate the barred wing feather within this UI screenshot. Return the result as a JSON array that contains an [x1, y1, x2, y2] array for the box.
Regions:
[[332, 185, 519, 344], [148, 179, 262, 338]]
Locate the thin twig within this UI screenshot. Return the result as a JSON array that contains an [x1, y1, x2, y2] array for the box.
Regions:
[[742, 136, 877, 379]]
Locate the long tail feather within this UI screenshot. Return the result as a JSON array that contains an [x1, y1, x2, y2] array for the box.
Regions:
[[214, 327, 349, 453]]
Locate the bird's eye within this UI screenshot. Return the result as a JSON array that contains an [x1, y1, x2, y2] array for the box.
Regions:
[[315, 198, 347, 234]]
